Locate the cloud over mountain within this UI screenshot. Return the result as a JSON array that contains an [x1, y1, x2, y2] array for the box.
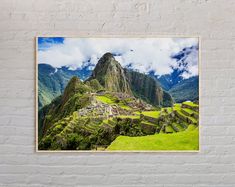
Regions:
[[38, 37, 198, 78]]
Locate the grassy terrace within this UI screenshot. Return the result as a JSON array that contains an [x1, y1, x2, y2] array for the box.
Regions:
[[174, 103, 182, 108], [166, 107, 173, 113], [173, 123, 185, 131], [176, 110, 197, 124], [183, 101, 198, 107], [141, 121, 157, 126], [107, 126, 199, 151], [183, 112, 197, 124], [119, 104, 131, 110], [117, 115, 140, 119], [182, 108, 195, 115], [101, 119, 115, 128], [173, 106, 181, 111], [188, 117, 197, 124], [165, 125, 175, 133], [142, 111, 160, 118], [95, 95, 131, 110], [95, 95, 115, 104]]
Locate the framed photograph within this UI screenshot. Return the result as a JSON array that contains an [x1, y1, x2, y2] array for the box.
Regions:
[[36, 37, 199, 152]]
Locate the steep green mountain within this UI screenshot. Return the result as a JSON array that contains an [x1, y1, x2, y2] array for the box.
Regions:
[[169, 76, 199, 103], [38, 75, 157, 149], [38, 64, 91, 109], [38, 77, 92, 139], [125, 70, 173, 107], [85, 79, 104, 91], [87, 53, 132, 94], [88, 53, 173, 107]]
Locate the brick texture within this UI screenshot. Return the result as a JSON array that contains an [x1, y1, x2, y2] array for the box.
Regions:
[[0, 0, 235, 186]]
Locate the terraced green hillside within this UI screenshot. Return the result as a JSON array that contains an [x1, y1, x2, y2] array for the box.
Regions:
[[105, 101, 199, 151], [39, 88, 199, 150]]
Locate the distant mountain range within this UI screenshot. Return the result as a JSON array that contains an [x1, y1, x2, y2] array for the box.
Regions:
[[169, 76, 199, 102], [149, 45, 199, 102], [149, 70, 199, 103], [38, 64, 91, 108]]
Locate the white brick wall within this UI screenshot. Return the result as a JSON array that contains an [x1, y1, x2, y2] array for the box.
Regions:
[[0, 0, 235, 186]]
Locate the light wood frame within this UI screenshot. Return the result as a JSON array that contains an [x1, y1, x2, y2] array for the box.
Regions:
[[35, 36, 201, 153]]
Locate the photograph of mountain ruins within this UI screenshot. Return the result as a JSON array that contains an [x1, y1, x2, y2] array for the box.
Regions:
[[37, 37, 199, 151]]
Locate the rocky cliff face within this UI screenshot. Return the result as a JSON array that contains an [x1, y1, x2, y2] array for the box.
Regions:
[[88, 53, 132, 94], [124, 69, 173, 107]]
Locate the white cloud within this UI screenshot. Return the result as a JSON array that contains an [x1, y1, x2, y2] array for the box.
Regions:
[[38, 37, 198, 78], [180, 47, 199, 79]]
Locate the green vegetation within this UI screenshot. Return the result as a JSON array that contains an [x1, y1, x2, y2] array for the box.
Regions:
[[38, 64, 91, 109], [87, 53, 132, 94], [119, 105, 131, 110], [117, 115, 140, 119], [85, 79, 103, 91], [95, 94, 132, 111], [183, 101, 198, 107], [175, 110, 197, 124], [173, 103, 181, 110], [142, 111, 160, 118], [39, 86, 199, 151], [39, 94, 199, 150], [165, 125, 175, 133], [141, 121, 156, 126], [172, 123, 184, 131], [38, 52, 199, 151], [165, 107, 173, 113], [182, 108, 194, 115], [38, 77, 91, 139], [96, 95, 115, 104], [169, 76, 199, 103], [125, 70, 173, 107], [107, 127, 199, 151]]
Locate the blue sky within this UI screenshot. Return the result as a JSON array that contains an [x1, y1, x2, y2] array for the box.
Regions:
[[38, 37, 198, 78], [38, 37, 64, 51]]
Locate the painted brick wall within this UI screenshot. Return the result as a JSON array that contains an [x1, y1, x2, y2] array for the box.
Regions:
[[0, 0, 235, 186]]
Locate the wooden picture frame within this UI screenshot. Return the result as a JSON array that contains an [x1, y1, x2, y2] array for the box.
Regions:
[[35, 36, 200, 152]]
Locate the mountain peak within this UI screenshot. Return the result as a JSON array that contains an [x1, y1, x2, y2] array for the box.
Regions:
[[88, 52, 132, 94], [96, 52, 117, 68], [62, 76, 90, 103], [102, 52, 115, 60]]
